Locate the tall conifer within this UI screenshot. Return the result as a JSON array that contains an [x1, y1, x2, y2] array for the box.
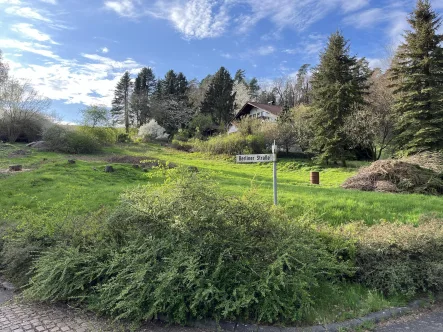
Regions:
[[111, 71, 132, 133], [310, 32, 370, 166], [390, 0, 443, 154]]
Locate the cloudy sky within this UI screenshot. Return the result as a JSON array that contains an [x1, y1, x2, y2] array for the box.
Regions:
[[1, 0, 443, 122]]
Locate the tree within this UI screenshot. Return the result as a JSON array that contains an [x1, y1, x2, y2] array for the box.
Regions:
[[234, 69, 246, 83], [163, 70, 178, 95], [201, 67, 235, 127], [346, 69, 396, 160], [0, 78, 50, 142], [111, 71, 132, 133], [0, 50, 8, 86], [248, 78, 260, 101], [390, 0, 443, 155], [131, 67, 156, 127], [295, 64, 311, 105], [233, 81, 250, 114], [310, 32, 371, 166], [81, 105, 110, 127]]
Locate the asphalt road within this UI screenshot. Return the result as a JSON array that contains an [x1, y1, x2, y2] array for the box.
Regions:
[[376, 307, 443, 332]]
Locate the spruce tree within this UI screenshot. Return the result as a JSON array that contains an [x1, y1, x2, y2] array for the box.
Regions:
[[390, 0, 443, 154], [132, 67, 156, 126], [111, 71, 132, 133], [310, 32, 370, 166], [201, 67, 235, 127]]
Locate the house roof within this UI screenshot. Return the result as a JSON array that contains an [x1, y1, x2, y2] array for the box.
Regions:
[[235, 102, 283, 119]]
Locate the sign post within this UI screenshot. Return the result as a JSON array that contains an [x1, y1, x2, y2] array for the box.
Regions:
[[272, 141, 277, 206], [236, 141, 278, 205]]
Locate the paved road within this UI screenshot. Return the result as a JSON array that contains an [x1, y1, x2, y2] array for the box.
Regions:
[[375, 307, 443, 332]]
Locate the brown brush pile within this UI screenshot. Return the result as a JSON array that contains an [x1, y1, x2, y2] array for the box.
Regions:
[[402, 151, 443, 173], [342, 160, 443, 195]]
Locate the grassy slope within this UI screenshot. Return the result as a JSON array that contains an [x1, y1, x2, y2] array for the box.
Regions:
[[1, 142, 443, 225], [1, 142, 427, 324]]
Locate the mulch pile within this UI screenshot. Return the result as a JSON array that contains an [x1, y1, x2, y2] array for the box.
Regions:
[[342, 159, 443, 195]]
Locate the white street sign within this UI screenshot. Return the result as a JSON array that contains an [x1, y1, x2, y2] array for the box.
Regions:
[[236, 154, 276, 163]]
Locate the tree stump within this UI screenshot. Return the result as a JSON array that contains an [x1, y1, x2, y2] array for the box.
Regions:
[[9, 165, 22, 172], [67, 160, 76, 164], [132, 164, 140, 169], [105, 165, 114, 173]]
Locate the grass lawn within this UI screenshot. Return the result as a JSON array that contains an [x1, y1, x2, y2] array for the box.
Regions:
[[1, 142, 443, 225], [2, 141, 436, 325]]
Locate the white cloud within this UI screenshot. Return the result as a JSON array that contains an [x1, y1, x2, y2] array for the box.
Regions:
[[0, 0, 21, 4], [220, 52, 232, 59], [40, 0, 57, 4], [103, 0, 370, 39], [257, 45, 275, 56], [101, 47, 109, 53], [8, 54, 143, 106], [11, 23, 59, 44], [0, 39, 60, 59], [283, 34, 327, 56], [104, 0, 138, 17], [5, 6, 52, 22]]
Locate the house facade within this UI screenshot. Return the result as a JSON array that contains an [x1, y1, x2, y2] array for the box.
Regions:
[[228, 102, 283, 134]]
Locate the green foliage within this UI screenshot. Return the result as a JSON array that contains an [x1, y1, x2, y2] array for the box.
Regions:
[[192, 133, 266, 155], [111, 71, 133, 134], [390, 0, 443, 155], [81, 105, 110, 128], [116, 133, 131, 143], [24, 169, 352, 324], [77, 126, 118, 145], [338, 219, 443, 296], [201, 67, 235, 126], [310, 31, 371, 165], [43, 125, 101, 154]]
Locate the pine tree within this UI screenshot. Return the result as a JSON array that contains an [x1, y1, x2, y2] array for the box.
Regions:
[[310, 32, 370, 166], [390, 0, 443, 154], [163, 70, 178, 95], [111, 71, 132, 133], [248, 78, 260, 101], [201, 67, 235, 127], [132, 67, 156, 126], [234, 69, 246, 83]]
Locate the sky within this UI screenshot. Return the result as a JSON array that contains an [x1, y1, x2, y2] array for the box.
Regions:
[[1, 0, 443, 123]]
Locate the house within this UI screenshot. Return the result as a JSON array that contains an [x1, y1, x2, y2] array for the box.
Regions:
[[228, 102, 283, 134]]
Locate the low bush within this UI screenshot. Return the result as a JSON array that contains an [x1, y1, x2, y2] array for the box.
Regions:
[[171, 139, 193, 152], [138, 120, 169, 142], [117, 133, 131, 143], [43, 125, 101, 154], [77, 126, 118, 145], [192, 133, 266, 155], [331, 219, 443, 297], [23, 169, 352, 324]]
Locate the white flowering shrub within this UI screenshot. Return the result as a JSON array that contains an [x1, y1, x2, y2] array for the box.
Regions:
[[138, 120, 169, 141]]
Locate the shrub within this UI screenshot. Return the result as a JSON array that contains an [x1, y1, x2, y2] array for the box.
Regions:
[[77, 126, 118, 145], [192, 133, 266, 155], [117, 133, 131, 143], [138, 120, 169, 141], [171, 139, 193, 152], [43, 125, 101, 154], [333, 219, 443, 297], [24, 169, 351, 324]]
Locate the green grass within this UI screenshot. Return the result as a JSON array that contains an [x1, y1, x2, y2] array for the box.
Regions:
[[1, 142, 443, 225], [0, 142, 426, 325]]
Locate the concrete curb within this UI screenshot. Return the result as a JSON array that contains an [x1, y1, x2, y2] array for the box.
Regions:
[[191, 299, 429, 332]]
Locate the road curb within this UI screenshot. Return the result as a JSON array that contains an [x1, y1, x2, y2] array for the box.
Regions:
[[191, 299, 430, 332]]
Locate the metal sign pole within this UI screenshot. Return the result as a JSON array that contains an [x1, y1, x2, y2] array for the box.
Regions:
[[272, 141, 277, 206]]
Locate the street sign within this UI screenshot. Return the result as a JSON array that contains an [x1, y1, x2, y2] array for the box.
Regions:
[[236, 154, 276, 163], [236, 141, 278, 205]]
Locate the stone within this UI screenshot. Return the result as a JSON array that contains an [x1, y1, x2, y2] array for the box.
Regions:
[[104, 165, 114, 173], [8, 165, 22, 172], [67, 160, 76, 164], [132, 164, 140, 169]]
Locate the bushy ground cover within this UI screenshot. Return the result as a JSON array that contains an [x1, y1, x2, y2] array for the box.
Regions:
[[2, 142, 443, 326]]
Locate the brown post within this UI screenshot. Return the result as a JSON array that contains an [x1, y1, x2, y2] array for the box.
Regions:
[[310, 171, 320, 185]]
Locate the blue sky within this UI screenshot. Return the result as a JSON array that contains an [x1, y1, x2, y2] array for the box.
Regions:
[[1, 0, 443, 122]]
